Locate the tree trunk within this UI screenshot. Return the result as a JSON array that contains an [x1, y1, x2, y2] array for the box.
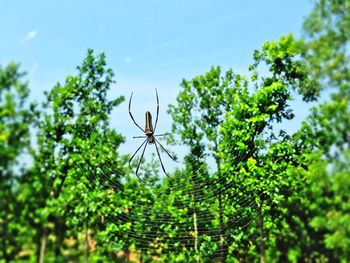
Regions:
[[256, 200, 265, 263], [54, 219, 65, 260], [1, 231, 9, 263], [191, 164, 200, 263], [218, 190, 227, 261], [215, 155, 227, 262], [192, 195, 199, 263], [84, 220, 89, 263], [39, 230, 47, 263], [125, 246, 130, 261]]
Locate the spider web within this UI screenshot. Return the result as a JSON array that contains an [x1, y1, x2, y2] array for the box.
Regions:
[[78, 124, 273, 261]]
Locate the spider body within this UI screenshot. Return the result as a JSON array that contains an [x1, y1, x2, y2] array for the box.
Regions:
[[128, 89, 177, 181], [145, 111, 154, 139]]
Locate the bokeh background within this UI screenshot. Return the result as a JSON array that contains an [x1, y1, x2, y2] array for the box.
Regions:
[[1, 0, 349, 262]]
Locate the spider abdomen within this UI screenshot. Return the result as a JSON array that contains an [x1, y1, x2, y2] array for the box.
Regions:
[[145, 111, 154, 135]]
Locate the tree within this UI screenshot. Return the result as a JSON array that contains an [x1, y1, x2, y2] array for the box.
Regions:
[[168, 34, 317, 262], [303, 0, 350, 88], [21, 50, 125, 262], [219, 34, 317, 262], [294, 84, 350, 261], [0, 63, 32, 262], [298, 0, 350, 260], [153, 149, 215, 262], [168, 65, 246, 261]]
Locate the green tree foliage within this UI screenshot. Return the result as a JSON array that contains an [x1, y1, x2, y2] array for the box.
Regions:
[[3, 0, 350, 260], [0, 63, 31, 262], [294, 77, 350, 262], [168, 64, 245, 261], [101, 156, 162, 262], [304, 0, 350, 87], [20, 50, 125, 262], [154, 150, 214, 262], [299, 0, 350, 260], [219, 35, 317, 262], [166, 34, 317, 262]]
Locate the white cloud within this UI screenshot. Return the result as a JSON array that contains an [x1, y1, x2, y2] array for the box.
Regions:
[[125, 56, 132, 64], [21, 30, 38, 43]]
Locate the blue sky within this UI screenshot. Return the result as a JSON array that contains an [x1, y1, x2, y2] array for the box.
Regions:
[[0, 1, 314, 172]]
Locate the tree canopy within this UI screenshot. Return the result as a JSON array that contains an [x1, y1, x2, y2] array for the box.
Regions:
[[1, 0, 350, 262]]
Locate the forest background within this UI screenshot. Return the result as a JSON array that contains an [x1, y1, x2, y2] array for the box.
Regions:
[[1, 0, 350, 262]]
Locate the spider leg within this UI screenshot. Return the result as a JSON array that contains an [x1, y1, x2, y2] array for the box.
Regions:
[[129, 92, 145, 133], [154, 141, 171, 178], [129, 139, 147, 163], [153, 89, 160, 133], [154, 133, 174, 137], [155, 138, 178, 163], [135, 141, 148, 181], [133, 136, 147, 139]]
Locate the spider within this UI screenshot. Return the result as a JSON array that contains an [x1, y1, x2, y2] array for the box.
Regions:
[[128, 88, 177, 181]]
